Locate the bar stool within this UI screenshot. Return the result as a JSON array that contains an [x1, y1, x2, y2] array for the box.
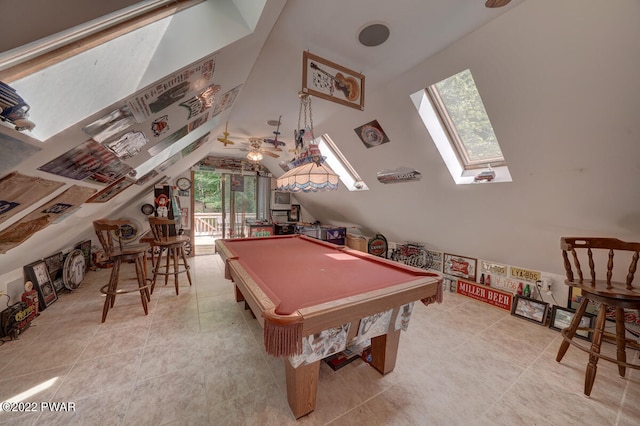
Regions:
[[93, 219, 152, 322], [148, 217, 192, 295], [556, 237, 640, 396]]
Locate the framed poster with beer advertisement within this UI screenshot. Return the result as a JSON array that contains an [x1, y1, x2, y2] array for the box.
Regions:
[[444, 253, 477, 282]]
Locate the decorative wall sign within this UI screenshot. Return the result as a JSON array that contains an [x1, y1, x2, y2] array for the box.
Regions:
[[75, 240, 92, 271], [302, 51, 365, 110], [509, 266, 541, 282], [106, 131, 148, 159], [0, 172, 65, 226], [456, 279, 513, 312], [38, 139, 132, 184], [86, 177, 135, 203], [63, 249, 85, 290], [354, 120, 389, 148], [480, 261, 507, 277], [0, 131, 41, 175], [44, 252, 65, 292], [425, 250, 443, 272], [125, 54, 216, 122], [391, 242, 438, 270], [444, 253, 477, 282], [368, 233, 388, 258], [24, 260, 57, 310], [179, 84, 220, 119], [212, 84, 242, 117], [0, 185, 96, 254], [82, 106, 136, 143], [376, 167, 422, 184], [110, 219, 141, 243]]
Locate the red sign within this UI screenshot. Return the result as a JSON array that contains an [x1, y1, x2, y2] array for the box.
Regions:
[[456, 279, 513, 311]]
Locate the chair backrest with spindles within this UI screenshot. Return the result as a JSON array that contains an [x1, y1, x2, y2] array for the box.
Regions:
[[93, 220, 122, 256], [561, 237, 640, 293], [149, 217, 176, 241]]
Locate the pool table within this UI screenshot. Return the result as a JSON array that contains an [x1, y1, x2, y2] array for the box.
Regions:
[[215, 234, 442, 418]]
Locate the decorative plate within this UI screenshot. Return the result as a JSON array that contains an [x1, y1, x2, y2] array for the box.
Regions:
[[141, 203, 155, 215]]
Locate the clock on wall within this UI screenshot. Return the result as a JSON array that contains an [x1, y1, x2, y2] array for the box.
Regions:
[[176, 177, 192, 191]]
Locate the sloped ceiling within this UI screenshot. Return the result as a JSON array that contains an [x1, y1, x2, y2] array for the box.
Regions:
[[1, 0, 639, 298]]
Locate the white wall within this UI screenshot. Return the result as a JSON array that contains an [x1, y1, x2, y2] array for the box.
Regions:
[[293, 0, 640, 282]]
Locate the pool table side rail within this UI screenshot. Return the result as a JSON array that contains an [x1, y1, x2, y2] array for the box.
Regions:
[[228, 257, 441, 356]]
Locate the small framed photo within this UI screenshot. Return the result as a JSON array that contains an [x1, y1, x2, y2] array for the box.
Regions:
[[302, 51, 365, 111], [549, 305, 595, 341], [511, 295, 549, 325], [24, 260, 57, 310], [288, 204, 301, 222]]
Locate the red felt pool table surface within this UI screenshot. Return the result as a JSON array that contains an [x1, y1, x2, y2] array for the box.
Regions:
[[219, 234, 433, 315], [216, 234, 442, 419]]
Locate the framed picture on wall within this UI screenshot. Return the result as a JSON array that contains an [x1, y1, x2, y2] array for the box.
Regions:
[[24, 260, 57, 310], [549, 305, 595, 341], [302, 51, 365, 111], [443, 253, 477, 282]]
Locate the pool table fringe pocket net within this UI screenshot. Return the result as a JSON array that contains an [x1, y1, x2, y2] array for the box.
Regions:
[[263, 308, 304, 357]]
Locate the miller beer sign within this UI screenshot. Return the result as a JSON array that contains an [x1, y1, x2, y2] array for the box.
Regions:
[[456, 279, 513, 312]]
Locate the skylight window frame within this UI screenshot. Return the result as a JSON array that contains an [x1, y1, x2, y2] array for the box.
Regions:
[[425, 71, 506, 171], [317, 134, 368, 191]]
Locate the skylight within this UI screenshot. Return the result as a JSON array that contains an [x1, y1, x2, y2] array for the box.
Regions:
[[411, 69, 512, 184], [317, 134, 368, 191]]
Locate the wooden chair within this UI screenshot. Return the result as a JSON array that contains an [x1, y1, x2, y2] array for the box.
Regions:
[[93, 219, 152, 322], [555, 237, 640, 396], [148, 217, 192, 295]]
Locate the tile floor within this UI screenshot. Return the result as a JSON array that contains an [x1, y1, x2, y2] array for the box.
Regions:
[[0, 254, 638, 425]]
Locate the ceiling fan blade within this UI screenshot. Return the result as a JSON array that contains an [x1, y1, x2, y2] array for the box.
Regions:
[[485, 0, 511, 7], [262, 150, 279, 158]]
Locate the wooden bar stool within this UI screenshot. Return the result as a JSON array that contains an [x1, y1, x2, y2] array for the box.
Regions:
[[93, 219, 152, 322], [555, 237, 640, 396], [148, 217, 192, 295]]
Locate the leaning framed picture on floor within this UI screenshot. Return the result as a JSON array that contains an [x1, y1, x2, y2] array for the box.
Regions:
[[549, 305, 595, 341], [511, 295, 548, 325], [24, 260, 57, 310]]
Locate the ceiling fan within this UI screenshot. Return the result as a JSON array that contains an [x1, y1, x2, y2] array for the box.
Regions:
[[225, 137, 281, 160], [216, 121, 237, 146], [485, 0, 511, 7]]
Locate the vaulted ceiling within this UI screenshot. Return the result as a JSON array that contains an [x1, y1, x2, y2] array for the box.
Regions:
[[1, 0, 639, 293]]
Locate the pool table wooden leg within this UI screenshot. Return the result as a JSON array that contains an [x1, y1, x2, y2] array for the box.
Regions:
[[284, 358, 320, 419], [370, 328, 401, 375]]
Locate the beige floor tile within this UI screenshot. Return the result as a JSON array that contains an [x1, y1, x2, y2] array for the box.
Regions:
[[0, 253, 637, 426]]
